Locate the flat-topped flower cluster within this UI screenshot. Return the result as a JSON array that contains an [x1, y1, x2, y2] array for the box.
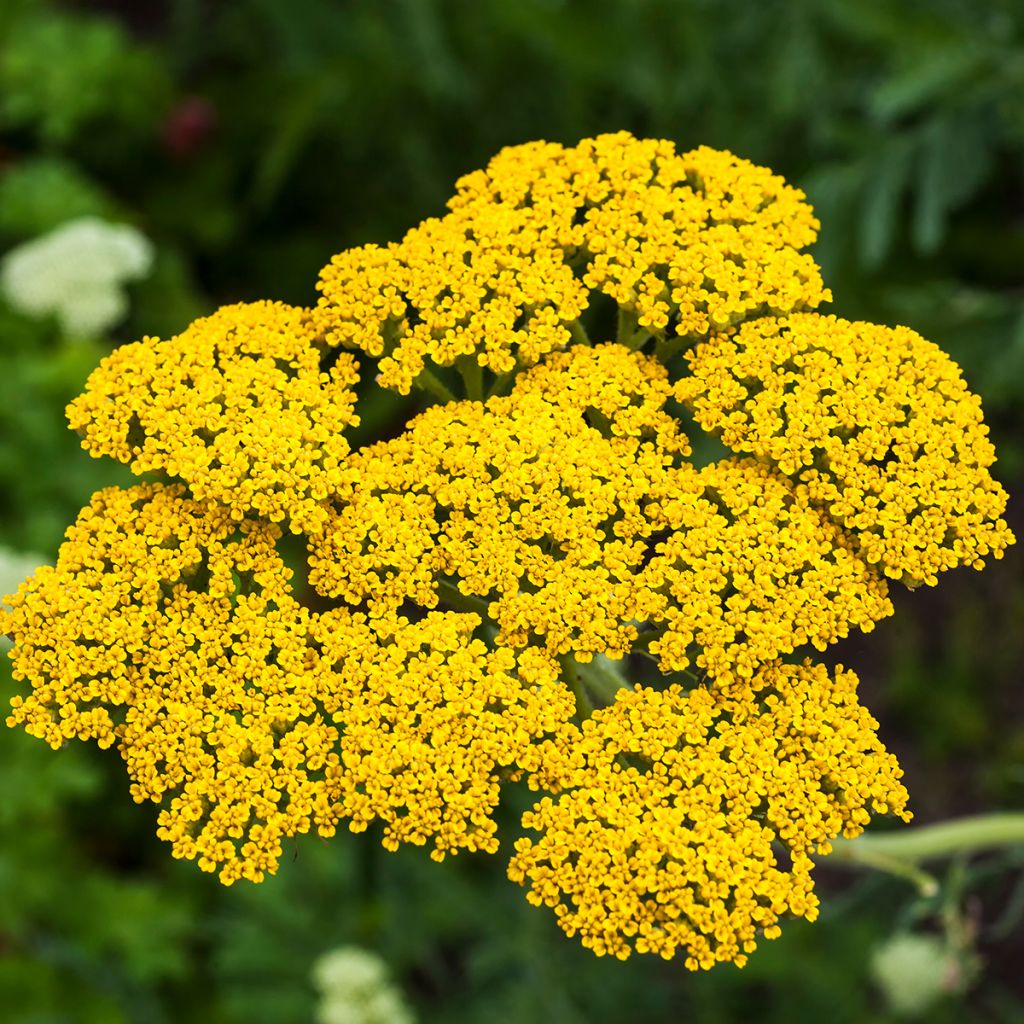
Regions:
[[2, 133, 1013, 970]]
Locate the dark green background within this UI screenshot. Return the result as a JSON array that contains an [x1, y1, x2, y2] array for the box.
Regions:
[[1, 0, 1022, 1020]]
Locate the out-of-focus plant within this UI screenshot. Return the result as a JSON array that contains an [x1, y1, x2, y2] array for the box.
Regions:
[[312, 947, 415, 1024], [0, 3, 168, 146], [2, 216, 153, 336]]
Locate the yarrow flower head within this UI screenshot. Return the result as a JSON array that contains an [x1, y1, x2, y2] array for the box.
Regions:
[[316, 132, 829, 393], [67, 300, 361, 534], [510, 661, 909, 967], [2, 133, 1014, 968]]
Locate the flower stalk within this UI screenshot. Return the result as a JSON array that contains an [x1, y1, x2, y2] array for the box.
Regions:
[[825, 814, 1024, 895]]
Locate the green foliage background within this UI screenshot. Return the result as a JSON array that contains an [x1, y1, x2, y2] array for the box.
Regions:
[[0, 0, 1022, 1020]]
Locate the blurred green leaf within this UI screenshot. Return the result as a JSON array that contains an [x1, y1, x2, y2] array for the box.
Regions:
[[860, 139, 913, 268], [0, 158, 116, 240], [871, 45, 987, 123], [0, 10, 170, 146]]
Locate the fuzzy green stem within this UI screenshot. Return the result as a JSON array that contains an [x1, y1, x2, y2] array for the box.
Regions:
[[824, 842, 940, 898], [576, 654, 631, 706], [655, 333, 693, 364], [559, 655, 593, 721], [487, 370, 515, 399], [835, 814, 1024, 863], [616, 307, 639, 347], [632, 626, 668, 651], [413, 367, 457, 404]]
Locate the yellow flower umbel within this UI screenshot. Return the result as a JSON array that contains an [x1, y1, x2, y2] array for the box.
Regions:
[[67, 300, 360, 535], [308, 343, 691, 662], [643, 457, 894, 682], [4, 484, 342, 883], [314, 610, 575, 860], [677, 312, 1013, 586], [1, 133, 1014, 966], [511, 662, 910, 967], [316, 132, 829, 393]]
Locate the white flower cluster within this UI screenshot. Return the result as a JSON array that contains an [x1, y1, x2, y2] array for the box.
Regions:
[[871, 932, 968, 1017], [1, 216, 153, 336], [312, 947, 415, 1024]]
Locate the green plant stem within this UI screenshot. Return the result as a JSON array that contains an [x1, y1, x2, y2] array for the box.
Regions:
[[413, 367, 457, 403], [632, 625, 668, 650], [569, 318, 590, 345], [435, 578, 491, 617], [457, 357, 483, 401], [487, 370, 514, 398], [836, 814, 1024, 862], [655, 333, 693, 363], [825, 844, 941, 898], [825, 814, 1024, 896], [616, 307, 638, 346], [575, 654, 631, 706]]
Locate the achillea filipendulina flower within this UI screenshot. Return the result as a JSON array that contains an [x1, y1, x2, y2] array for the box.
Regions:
[[67, 300, 360, 534], [2, 134, 1014, 967], [2, 483, 342, 883], [315, 205, 587, 394], [317, 132, 829, 393], [314, 610, 574, 859], [452, 133, 829, 335], [643, 458, 894, 681], [510, 661, 910, 967], [677, 313, 1013, 585], [309, 343, 689, 663]]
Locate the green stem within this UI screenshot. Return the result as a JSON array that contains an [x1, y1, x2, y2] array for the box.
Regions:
[[616, 308, 639, 347], [576, 654, 630, 706], [435, 578, 491, 617], [487, 370, 514, 399], [457, 357, 484, 401], [413, 367, 457, 404], [654, 333, 693, 364], [835, 814, 1024, 863], [824, 843, 940, 898], [632, 626, 668, 651], [569, 319, 591, 345], [824, 814, 1024, 896]]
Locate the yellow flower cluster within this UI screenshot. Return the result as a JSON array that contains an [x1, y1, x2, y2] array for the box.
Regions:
[[643, 457, 893, 682], [317, 132, 829, 392], [677, 313, 1013, 585], [67, 301, 360, 534], [313, 610, 575, 860], [310, 344, 892, 678], [2, 134, 1013, 967], [510, 661, 910, 967], [4, 483, 340, 883], [309, 343, 690, 663], [2, 485, 574, 881]]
